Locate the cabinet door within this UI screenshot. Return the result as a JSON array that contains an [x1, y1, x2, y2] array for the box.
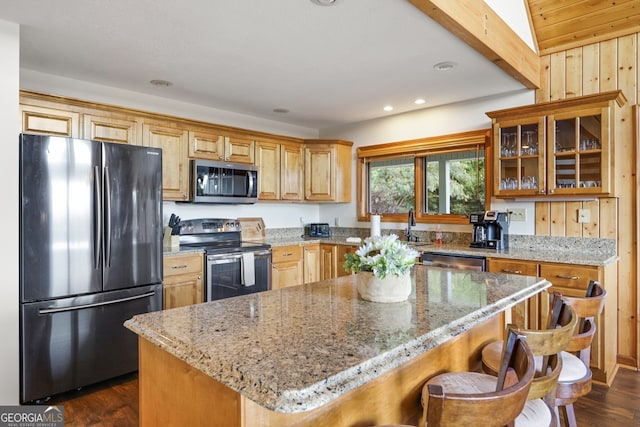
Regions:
[[320, 244, 337, 280], [272, 245, 303, 289], [305, 144, 336, 201], [163, 275, 203, 309], [539, 263, 604, 372], [336, 245, 357, 277], [548, 106, 610, 195], [143, 123, 189, 201], [255, 141, 281, 200], [272, 261, 302, 289], [225, 135, 255, 164], [487, 258, 540, 328], [494, 117, 546, 196], [281, 143, 303, 201], [188, 130, 224, 160], [303, 244, 320, 284], [83, 114, 139, 145], [20, 104, 80, 137]]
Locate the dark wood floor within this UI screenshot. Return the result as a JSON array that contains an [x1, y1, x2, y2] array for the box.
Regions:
[[43, 367, 640, 426]]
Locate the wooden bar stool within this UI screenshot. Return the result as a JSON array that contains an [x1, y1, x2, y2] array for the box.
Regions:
[[481, 295, 578, 426], [554, 281, 606, 427], [420, 326, 535, 427]]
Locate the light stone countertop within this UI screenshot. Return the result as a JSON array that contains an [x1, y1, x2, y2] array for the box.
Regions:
[[124, 265, 550, 413], [268, 237, 617, 267]]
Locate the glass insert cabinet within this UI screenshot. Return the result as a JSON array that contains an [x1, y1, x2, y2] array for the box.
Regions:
[[486, 91, 626, 198]]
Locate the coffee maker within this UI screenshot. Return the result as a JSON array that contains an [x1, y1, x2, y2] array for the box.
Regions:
[[470, 210, 509, 249]]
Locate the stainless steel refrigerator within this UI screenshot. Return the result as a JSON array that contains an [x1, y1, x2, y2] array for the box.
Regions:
[[19, 133, 163, 403]]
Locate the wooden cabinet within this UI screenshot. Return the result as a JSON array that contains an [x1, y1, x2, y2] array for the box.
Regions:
[[303, 244, 320, 284], [320, 244, 357, 280], [188, 129, 254, 164], [163, 252, 204, 310], [19, 104, 80, 137], [304, 140, 353, 202], [488, 256, 617, 385], [83, 113, 140, 145], [143, 123, 189, 201], [271, 245, 303, 290], [487, 91, 625, 198], [487, 258, 541, 329], [255, 140, 303, 201], [320, 244, 337, 281]]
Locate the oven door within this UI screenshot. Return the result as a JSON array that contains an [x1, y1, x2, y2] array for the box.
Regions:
[[206, 250, 271, 301]]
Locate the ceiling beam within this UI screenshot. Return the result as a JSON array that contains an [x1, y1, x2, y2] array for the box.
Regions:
[[409, 0, 540, 90]]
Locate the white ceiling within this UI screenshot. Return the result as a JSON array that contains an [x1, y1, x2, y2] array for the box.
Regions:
[[2, 0, 527, 130]]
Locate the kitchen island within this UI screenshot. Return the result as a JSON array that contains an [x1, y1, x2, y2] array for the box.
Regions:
[[125, 265, 550, 426]]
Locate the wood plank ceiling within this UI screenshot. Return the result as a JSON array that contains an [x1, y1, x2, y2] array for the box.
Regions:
[[527, 0, 640, 55]]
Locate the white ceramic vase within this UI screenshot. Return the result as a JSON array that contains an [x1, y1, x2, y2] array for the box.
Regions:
[[356, 271, 412, 303]]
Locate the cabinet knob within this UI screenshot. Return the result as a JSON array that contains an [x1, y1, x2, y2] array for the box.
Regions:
[[502, 269, 522, 274], [555, 274, 579, 280], [548, 189, 554, 194], [172, 265, 188, 269]]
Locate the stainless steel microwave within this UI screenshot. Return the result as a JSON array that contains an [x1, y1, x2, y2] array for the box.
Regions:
[[190, 160, 258, 204]]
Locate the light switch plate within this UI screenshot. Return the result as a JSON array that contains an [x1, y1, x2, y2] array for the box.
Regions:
[[509, 208, 526, 222], [578, 209, 590, 223]]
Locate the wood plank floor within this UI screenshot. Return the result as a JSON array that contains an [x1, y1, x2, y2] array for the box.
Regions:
[[44, 367, 640, 426]]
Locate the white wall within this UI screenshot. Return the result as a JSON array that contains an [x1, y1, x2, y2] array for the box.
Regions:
[[0, 19, 20, 404], [318, 89, 537, 235]]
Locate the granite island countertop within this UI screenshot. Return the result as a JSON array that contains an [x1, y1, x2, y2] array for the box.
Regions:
[[125, 265, 550, 413]]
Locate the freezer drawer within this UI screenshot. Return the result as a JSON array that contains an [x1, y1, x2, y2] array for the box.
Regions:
[[20, 284, 162, 403]]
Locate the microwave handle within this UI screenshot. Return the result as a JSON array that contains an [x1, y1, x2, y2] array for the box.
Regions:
[[247, 170, 254, 197]]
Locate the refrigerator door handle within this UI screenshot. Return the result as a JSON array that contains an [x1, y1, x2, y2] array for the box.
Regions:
[[94, 165, 102, 269], [38, 291, 156, 314], [104, 165, 112, 267]]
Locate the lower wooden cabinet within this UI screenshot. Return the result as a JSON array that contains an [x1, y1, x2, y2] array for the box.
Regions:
[[487, 258, 540, 329], [488, 256, 618, 385], [321, 243, 357, 280], [303, 244, 320, 284], [163, 252, 204, 310], [272, 245, 303, 290]]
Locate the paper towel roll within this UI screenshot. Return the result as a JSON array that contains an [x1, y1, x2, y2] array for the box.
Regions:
[[370, 214, 381, 237]]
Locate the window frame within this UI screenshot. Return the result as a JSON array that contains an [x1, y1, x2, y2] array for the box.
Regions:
[[356, 129, 492, 225]]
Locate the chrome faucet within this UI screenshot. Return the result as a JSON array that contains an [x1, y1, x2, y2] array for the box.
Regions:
[[406, 208, 417, 242]]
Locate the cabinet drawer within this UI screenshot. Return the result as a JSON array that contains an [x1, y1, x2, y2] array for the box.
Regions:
[[488, 259, 538, 276], [164, 254, 203, 277], [539, 263, 598, 291], [272, 245, 303, 263]]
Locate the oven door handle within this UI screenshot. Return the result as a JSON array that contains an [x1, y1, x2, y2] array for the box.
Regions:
[[207, 250, 271, 262]]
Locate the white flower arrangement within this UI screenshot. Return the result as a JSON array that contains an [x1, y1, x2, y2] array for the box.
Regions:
[[344, 234, 419, 279]]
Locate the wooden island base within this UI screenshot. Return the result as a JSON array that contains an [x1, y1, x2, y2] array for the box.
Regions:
[[138, 314, 503, 427]]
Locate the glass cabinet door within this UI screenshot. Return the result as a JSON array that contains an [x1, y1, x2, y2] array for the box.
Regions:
[[548, 109, 605, 195], [495, 119, 545, 195]]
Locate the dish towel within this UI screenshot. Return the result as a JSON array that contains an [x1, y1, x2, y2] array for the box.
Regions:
[[241, 252, 255, 287]]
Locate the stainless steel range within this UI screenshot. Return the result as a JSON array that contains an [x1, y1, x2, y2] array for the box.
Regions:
[[178, 218, 271, 301]]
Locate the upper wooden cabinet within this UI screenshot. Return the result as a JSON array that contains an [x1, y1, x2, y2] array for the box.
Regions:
[[304, 140, 353, 202], [20, 104, 80, 138], [486, 91, 625, 198], [83, 113, 140, 145], [188, 129, 254, 164], [255, 139, 303, 201], [143, 123, 189, 201]]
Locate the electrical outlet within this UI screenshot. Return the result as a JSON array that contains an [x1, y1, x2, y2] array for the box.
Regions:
[[334, 217, 340, 226], [578, 209, 590, 223], [509, 208, 526, 222]]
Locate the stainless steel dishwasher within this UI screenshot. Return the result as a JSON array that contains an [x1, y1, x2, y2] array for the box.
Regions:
[[420, 252, 486, 271]]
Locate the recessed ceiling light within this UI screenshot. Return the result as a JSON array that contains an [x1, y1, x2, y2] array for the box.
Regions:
[[415, 98, 426, 105], [150, 79, 172, 87], [273, 108, 290, 114], [310, 0, 337, 6], [433, 61, 457, 71], [383, 105, 393, 112]]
